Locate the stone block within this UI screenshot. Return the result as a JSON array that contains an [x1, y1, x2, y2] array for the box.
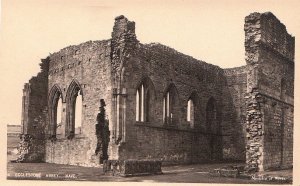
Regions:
[[103, 159, 162, 177]]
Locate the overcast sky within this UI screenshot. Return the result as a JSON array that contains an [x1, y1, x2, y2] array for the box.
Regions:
[[0, 0, 299, 125]]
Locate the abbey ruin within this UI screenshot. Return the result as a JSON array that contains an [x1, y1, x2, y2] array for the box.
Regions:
[[20, 12, 294, 172]]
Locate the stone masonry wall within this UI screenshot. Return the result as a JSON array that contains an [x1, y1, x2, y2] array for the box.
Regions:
[[109, 15, 139, 160], [45, 40, 113, 167], [223, 66, 248, 161], [260, 12, 294, 170], [117, 39, 245, 163], [263, 97, 293, 170], [283, 106, 293, 168], [20, 58, 49, 162], [21, 13, 294, 169], [244, 12, 294, 171]]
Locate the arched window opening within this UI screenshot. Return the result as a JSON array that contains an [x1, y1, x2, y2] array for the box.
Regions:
[[56, 98, 63, 137], [136, 77, 156, 122], [163, 84, 178, 125], [187, 92, 198, 128], [136, 84, 144, 121], [75, 92, 82, 135], [187, 98, 194, 128], [48, 85, 63, 138], [66, 80, 82, 139]]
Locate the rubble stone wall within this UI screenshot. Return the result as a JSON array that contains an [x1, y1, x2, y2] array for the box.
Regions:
[[244, 12, 294, 171], [263, 97, 293, 170], [20, 58, 49, 162], [223, 66, 248, 161], [45, 40, 113, 166], [20, 13, 294, 169], [118, 41, 246, 163]]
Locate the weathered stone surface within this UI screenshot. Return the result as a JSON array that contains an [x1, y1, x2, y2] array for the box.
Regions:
[[19, 12, 294, 172], [103, 159, 162, 176], [19, 58, 49, 162], [244, 12, 294, 171]]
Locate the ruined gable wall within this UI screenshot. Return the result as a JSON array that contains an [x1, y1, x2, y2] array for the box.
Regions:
[[45, 40, 113, 167], [20, 58, 49, 162], [119, 42, 244, 163], [244, 12, 294, 171]]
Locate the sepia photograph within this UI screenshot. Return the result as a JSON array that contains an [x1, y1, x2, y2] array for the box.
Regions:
[[1, 0, 299, 185]]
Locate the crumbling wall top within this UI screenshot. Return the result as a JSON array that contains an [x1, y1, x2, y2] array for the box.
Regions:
[[142, 42, 223, 72], [245, 12, 295, 63], [112, 15, 136, 39]]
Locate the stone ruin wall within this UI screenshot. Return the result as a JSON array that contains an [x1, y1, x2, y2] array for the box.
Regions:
[[19, 12, 294, 170], [258, 13, 294, 170], [118, 40, 246, 163], [223, 66, 248, 161], [244, 12, 294, 171], [45, 40, 113, 166], [108, 15, 139, 161], [20, 58, 49, 162]]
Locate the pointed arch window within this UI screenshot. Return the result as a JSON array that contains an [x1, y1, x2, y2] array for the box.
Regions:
[[187, 92, 198, 128], [75, 92, 82, 135], [66, 80, 83, 139], [187, 98, 194, 127], [136, 77, 155, 122], [136, 84, 144, 121], [48, 85, 63, 138], [56, 97, 63, 136], [163, 84, 178, 125]]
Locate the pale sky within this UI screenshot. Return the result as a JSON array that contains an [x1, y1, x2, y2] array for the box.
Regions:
[[0, 0, 299, 125]]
